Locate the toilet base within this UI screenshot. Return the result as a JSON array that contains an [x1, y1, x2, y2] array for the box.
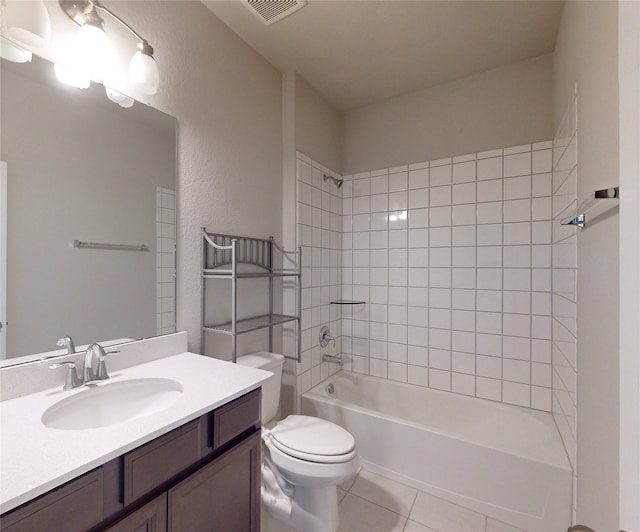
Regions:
[[262, 473, 340, 532]]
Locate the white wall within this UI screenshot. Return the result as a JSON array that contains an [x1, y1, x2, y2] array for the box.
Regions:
[[295, 74, 342, 174], [618, 1, 640, 529], [342, 54, 554, 175], [553, 1, 620, 529]]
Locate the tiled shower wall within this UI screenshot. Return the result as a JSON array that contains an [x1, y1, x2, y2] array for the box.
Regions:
[[551, 95, 578, 480], [295, 154, 342, 397], [341, 143, 555, 410], [156, 187, 176, 335]]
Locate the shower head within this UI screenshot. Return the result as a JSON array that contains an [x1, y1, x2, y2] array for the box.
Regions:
[[323, 173, 343, 189]]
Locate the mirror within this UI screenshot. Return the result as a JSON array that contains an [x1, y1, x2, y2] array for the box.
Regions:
[[0, 53, 177, 366]]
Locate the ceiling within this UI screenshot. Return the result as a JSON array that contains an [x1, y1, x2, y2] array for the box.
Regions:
[[203, 0, 564, 112]]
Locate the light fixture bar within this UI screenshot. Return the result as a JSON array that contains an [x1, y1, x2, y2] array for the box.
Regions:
[[58, 0, 159, 95], [59, 0, 146, 44]]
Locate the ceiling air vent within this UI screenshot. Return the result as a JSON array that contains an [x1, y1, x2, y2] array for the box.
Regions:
[[244, 0, 308, 26]]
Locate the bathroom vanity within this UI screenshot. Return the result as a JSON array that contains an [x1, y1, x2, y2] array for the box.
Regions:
[[0, 333, 269, 531]]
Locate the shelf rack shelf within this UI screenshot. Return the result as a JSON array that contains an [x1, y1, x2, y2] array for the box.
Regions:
[[200, 229, 301, 363]]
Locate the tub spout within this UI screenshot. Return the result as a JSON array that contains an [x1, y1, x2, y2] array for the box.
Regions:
[[322, 353, 343, 368]]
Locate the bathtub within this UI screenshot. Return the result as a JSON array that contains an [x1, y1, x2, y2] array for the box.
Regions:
[[301, 372, 572, 532]]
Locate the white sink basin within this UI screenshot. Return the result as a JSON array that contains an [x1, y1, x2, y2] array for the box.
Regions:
[[41, 378, 183, 430]]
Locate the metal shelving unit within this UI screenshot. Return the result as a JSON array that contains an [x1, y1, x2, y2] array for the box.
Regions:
[[200, 228, 301, 362]]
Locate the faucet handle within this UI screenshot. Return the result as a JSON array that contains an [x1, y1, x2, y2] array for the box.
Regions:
[[319, 326, 336, 348], [50, 362, 83, 390], [95, 350, 119, 380]]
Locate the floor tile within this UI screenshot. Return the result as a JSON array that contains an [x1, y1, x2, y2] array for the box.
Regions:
[[338, 493, 407, 532], [409, 491, 486, 532], [403, 519, 439, 532], [486, 517, 527, 532], [349, 469, 418, 517], [340, 468, 360, 491]]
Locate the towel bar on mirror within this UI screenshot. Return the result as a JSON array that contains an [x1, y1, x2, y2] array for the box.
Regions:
[[561, 186, 619, 228], [73, 240, 149, 252]]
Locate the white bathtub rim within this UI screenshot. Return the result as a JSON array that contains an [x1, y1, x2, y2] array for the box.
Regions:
[[306, 372, 572, 472]]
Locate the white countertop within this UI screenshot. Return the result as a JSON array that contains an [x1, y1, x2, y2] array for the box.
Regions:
[[0, 352, 271, 514]]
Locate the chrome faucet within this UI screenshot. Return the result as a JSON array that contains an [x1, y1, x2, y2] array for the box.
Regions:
[[49, 361, 83, 390], [56, 335, 76, 354], [50, 343, 120, 390], [322, 353, 343, 368], [319, 326, 335, 348], [84, 343, 119, 382]]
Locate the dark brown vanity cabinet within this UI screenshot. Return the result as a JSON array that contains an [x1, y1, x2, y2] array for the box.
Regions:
[[0, 389, 261, 532]]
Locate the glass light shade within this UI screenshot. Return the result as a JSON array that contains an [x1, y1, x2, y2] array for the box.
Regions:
[[75, 23, 112, 82], [54, 63, 91, 89], [5, 0, 51, 48], [105, 87, 134, 109], [129, 51, 159, 95], [0, 36, 32, 63]]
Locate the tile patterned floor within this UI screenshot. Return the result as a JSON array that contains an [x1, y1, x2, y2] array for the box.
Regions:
[[261, 468, 527, 532]]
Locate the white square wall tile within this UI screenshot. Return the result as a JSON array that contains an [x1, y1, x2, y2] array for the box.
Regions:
[[476, 333, 502, 356], [370, 193, 388, 213], [428, 206, 450, 228], [452, 204, 476, 226], [477, 376, 502, 401], [504, 199, 531, 222], [452, 372, 475, 396], [477, 157, 502, 181], [503, 358, 531, 384], [389, 191, 408, 211], [430, 186, 452, 207], [370, 174, 389, 195], [504, 153, 531, 178], [452, 225, 475, 246], [504, 176, 532, 200], [453, 183, 476, 204], [409, 167, 429, 190], [409, 208, 429, 228], [428, 369, 451, 392], [430, 164, 452, 186], [477, 179, 503, 202], [452, 161, 476, 184], [451, 288, 475, 310], [502, 381, 530, 407], [409, 188, 430, 209], [389, 172, 408, 192], [352, 177, 370, 197], [477, 201, 502, 224], [533, 149, 553, 174]]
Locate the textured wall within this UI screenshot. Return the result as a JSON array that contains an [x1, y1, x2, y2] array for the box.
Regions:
[[553, 1, 620, 528], [342, 54, 554, 175]]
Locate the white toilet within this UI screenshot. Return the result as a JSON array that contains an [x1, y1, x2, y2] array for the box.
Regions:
[[237, 352, 359, 532]]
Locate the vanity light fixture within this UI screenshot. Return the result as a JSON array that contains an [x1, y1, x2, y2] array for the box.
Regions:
[[59, 0, 159, 95], [4, 0, 51, 48], [0, 35, 32, 64]]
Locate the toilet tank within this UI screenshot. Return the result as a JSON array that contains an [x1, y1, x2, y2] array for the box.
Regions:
[[237, 352, 284, 424]]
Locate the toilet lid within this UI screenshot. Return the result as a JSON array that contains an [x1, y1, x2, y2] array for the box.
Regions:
[[269, 415, 355, 462]]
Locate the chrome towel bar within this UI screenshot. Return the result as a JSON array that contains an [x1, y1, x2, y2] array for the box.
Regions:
[[73, 240, 149, 251], [561, 186, 619, 228]]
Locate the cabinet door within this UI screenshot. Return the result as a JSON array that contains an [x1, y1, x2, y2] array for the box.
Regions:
[[0, 469, 104, 532], [168, 431, 260, 532], [104, 494, 167, 532]]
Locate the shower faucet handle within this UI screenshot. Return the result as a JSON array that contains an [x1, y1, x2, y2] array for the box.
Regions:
[[319, 326, 335, 348]]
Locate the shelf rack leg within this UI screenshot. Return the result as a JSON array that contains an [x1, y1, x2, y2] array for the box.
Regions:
[[231, 239, 237, 363]]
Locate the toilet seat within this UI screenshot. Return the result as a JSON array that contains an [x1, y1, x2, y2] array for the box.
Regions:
[[268, 415, 356, 464]]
